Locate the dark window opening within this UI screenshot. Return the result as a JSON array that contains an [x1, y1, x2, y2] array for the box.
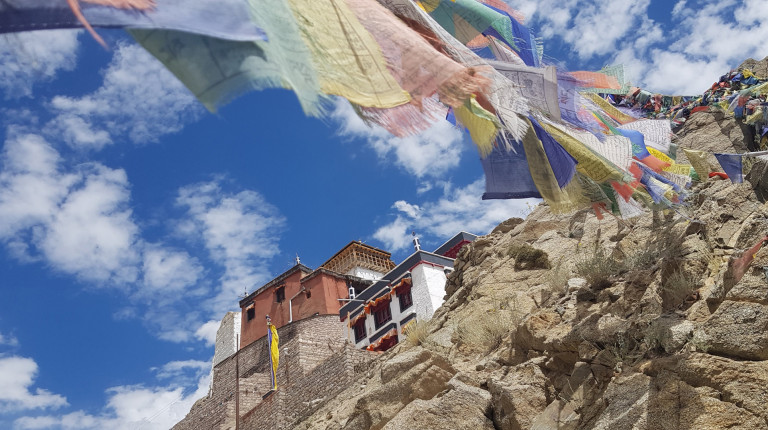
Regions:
[[276, 287, 285, 303], [374, 303, 392, 329], [398, 290, 413, 312], [246, 307, 255, 321], [354, 320, 366, 342], [305, 290, 311, 299]]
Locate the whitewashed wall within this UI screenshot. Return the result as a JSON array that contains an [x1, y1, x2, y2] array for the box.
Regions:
[[350, 263, 448, 348], [212, 311, 242, 367]]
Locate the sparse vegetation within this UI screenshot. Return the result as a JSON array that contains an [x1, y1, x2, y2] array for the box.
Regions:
[[455, 298, 521, 352], [545, 258, 571, 302], [403, 319, 432, 347], [661, 269, 698, 307], [626, 221, 687, 269], [508, 242, 551, 270], [595, 332, 646, 371], [574, 245, 622, 290]]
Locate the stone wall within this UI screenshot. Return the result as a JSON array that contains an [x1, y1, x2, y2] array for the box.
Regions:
[[173, 315, 374, 430]]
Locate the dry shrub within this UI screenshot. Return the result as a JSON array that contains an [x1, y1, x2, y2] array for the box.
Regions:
[[403, 319, 432, 347], [575, 245, 622, 290], [508, 242, 551, 270], [545, 258, 571, 303], [456, 299, 521, 352], [627, 222, 686, 269], [661, 270, 698, 307]]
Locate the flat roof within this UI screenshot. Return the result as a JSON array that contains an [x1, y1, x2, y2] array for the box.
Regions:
[[433, 231, 479, 256]]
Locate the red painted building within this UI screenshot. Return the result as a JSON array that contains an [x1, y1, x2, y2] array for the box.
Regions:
[[238, 242, 394, 348]]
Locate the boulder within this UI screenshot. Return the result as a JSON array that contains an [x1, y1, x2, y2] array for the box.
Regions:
[[696, 301, 768, 360]]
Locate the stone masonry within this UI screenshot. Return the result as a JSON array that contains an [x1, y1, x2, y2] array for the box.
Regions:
[[173, 315, 375, 430]]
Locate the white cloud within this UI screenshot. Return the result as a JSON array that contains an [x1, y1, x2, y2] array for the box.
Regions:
[[510, 0, 768, 95], [194, 320, 220, 347], [566, 0, 654, 60], [0, 131, 139, 284], [47, 43, 202, 149], [0, 332, 18, 347], [0, 30, 80, 99], [152, 360, 209, 381], [40, 164, 140, 283], [0, 132, 212, 342], [332, 99, 465, 179], [141, 245, 203, 293], [373, 179, 538, 252], [176, 180, 285, 314], [0, 356, 67, 413], [14, 372, 211, 430]]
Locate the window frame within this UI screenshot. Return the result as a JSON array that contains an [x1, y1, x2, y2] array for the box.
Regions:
[[353, 319, 367, 342], [398, 289, 413, 312], [373, 302, 392, 329]]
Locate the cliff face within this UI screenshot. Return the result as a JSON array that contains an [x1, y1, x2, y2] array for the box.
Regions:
[[293, 109, 768, 428]]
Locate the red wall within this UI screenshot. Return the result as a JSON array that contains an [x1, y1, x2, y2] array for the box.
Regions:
[[240, 271, 350, 348]]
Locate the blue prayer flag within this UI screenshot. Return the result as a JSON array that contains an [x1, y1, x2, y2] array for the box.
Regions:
[[714, 153, 744, 183], [528, 117, 578, 189], [481, 138, 541, 200]]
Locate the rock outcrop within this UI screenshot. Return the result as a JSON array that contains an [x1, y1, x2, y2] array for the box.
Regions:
[[293, 85, 768, 430]]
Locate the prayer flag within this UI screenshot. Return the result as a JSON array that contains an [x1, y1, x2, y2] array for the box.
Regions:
[[732, 236, 768, 285], [0, 0, 268, 42], [714, 153, 744, 183], [481, 137, 541, 199], [266, 316, 279, 390], [528, 117, 577, 188], [617, 128, 652, 159]]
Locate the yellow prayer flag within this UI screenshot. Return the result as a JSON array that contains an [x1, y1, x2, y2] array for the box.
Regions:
[[267, 319, 279, 390]]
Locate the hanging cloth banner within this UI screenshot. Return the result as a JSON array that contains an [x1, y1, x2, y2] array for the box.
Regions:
[[578, 65, 632, 95], [714, 153, 745, 183], [131, 0, 328, 115], [454, 96, 500, 156], [346, 0, 492, 109], [540, 120, 626, 184], [584, 93, 637, 124], [519, 117, 587, 213], [416, 0, 518, 52], [0, 0, 268, 42], [266, 317, 280, 391], [480, 4, 539, 66], [713, 150, 768, 184], [528, 117, 577, 188], [731, 236, 768, 284], [285, 0, 411, 109], [489, 61, 561, 120], [619, 119, 673, 154], [569, 71, 621, 92], [683, 148, 712, 180], [481, 136, 541, 199]]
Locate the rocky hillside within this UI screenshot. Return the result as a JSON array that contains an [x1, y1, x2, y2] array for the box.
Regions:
[[293, 62, 768, 430]]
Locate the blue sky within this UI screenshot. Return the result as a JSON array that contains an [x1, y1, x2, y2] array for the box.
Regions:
[[0, 0, 765, 428]]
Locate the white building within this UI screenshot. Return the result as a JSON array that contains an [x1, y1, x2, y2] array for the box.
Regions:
[[340, 232, 477, 352]]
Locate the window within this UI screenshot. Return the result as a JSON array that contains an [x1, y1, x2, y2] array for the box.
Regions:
[[275, 287, 285, 303], [398, 289, 413, 312], [354, 320, 366, 342], [373, 303, 392, 329], [246, 307, 255, 321]]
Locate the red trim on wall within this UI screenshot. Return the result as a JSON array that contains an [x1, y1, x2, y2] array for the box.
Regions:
[[442, 240, 471, 258]]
